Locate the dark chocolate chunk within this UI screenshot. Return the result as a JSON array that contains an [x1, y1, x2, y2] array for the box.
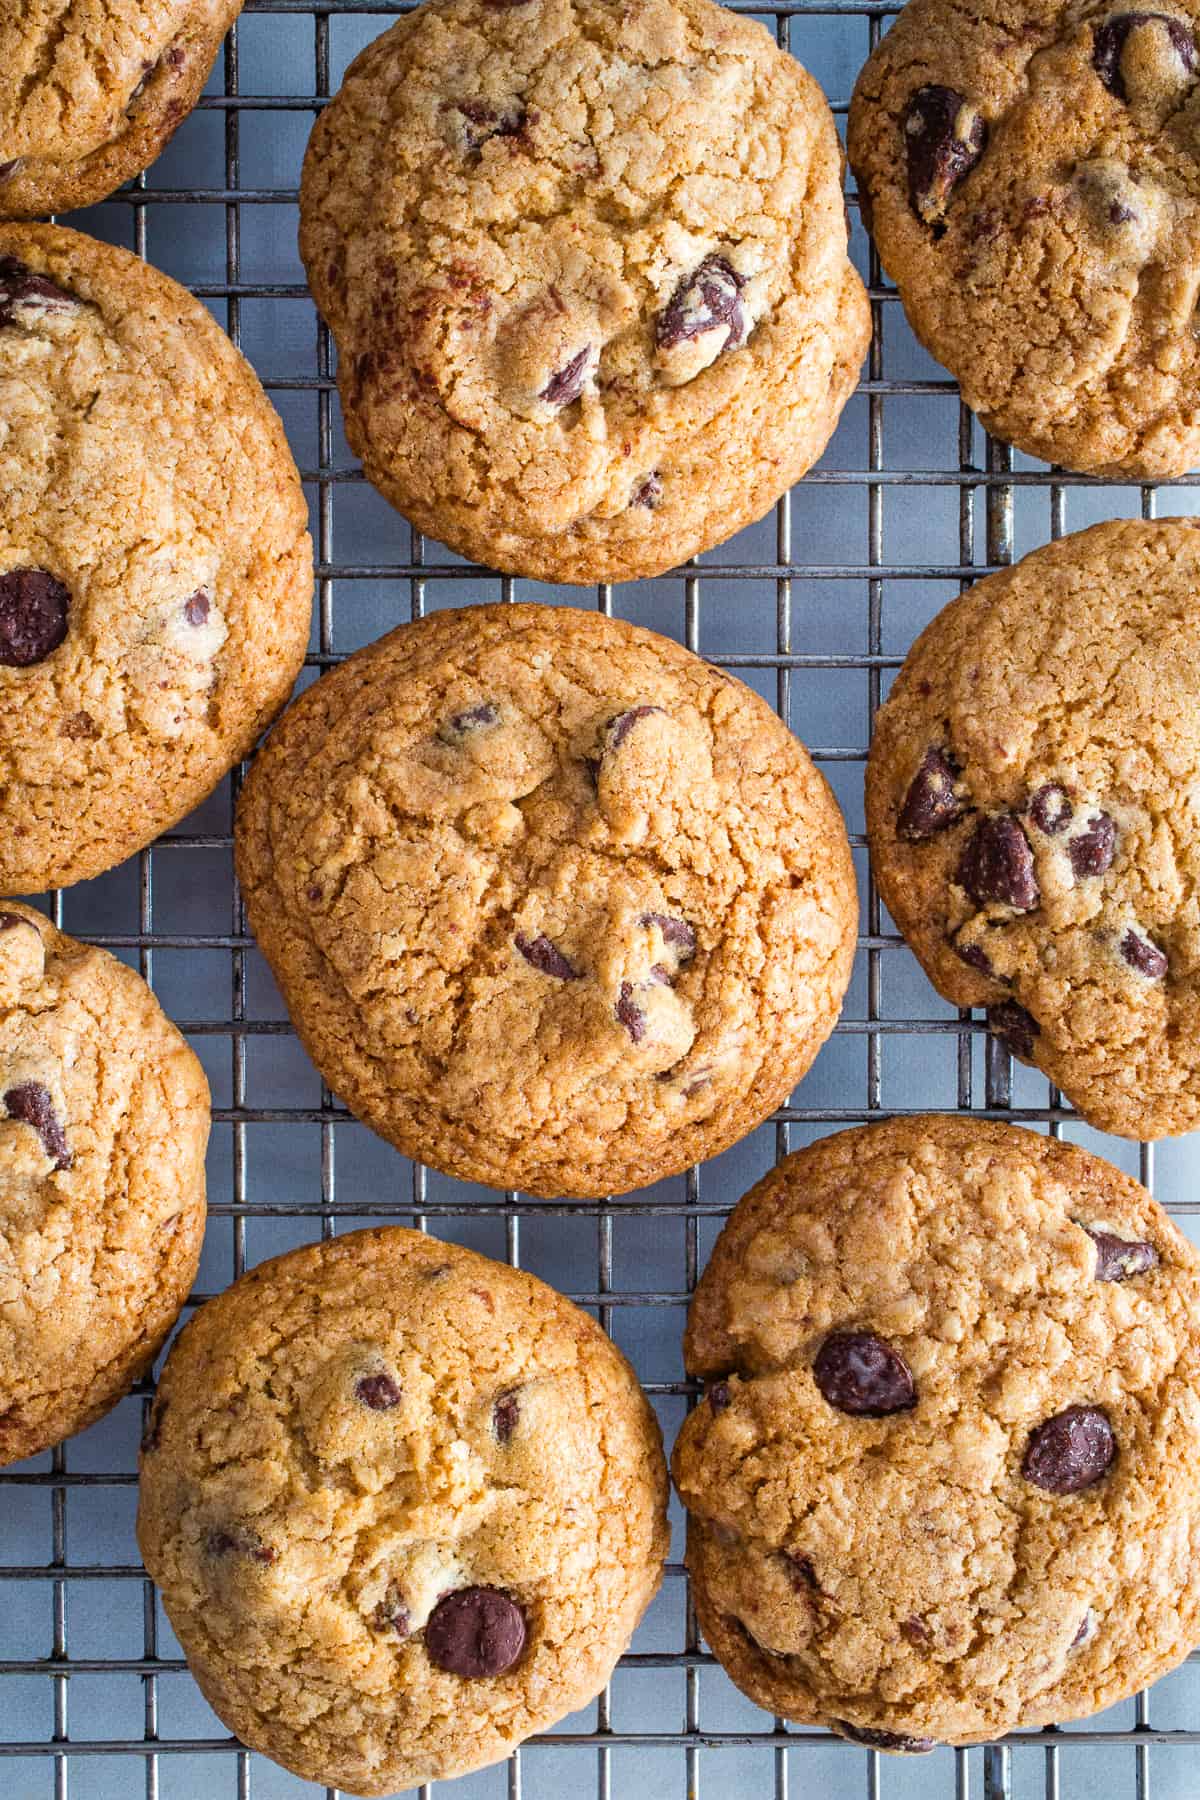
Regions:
[[957, 815, 1040, 910], [439, 701, 500, 744], [707, 1380, 733, 1411], [1082, 1224, 1158, 1282], [640, 913, 697, 961], [424, 1586, 527, 1677], [1068, 812, 1116, 879], [184, 589, 210, 627], [903, 86, 987, 226], [1120, 927, 1168, 979], [813, 1330, 916, 1418], [898, 746, 964, 839], [514, 932, 582, 980], [1029, 783, 1073, 836], [493, 1390, 520, 1443], [632, 472, 663, 509], [986, 1000, 1040, 1060], [0, 257, 79, 328], [606, 704, 665, 751], [615, 981, 646, 1043], [1022, 1406, 1116, 1494], [656, 255, 746, 354], [355, 1371, 402, 1411], [0, 569, 70, 667], [372, 1588, 411, 1636], [540, 346, 591, 407], [1093, 13, 1197, 101], [205, 1527, 276, 1565], [4, 1082, 70, 1170]]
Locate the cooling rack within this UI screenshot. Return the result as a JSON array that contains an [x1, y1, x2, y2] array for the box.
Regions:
[[4, 2, 1200, 1796]]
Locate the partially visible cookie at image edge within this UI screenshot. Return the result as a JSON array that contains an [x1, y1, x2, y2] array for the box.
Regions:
[[299, 0, 869, 582]]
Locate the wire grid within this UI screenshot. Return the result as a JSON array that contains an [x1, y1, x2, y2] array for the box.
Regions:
[[3, 2, 1200, 1797]]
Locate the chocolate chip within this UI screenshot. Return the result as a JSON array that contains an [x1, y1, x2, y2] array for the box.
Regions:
[[1029, 783, 1073, 835], [955, 939, 994, 976], [957, 815, 1040, 911], [424, 1587, 527, 1678], [205, 1527, 276, 1565], [835, 1723, 937, 1753], [1120, 927, 1168, 978], [1093, 13, 1197, 101], [1022, 1406, 1116, 1494], [903, 86, 987, 227], [514, 932, 581, 980], [640, 913, 697, 961], [1072, 1609, 1096, 1648], [1082, 1224, 1158, 1282], [493, 1390, 520, 1443], [813, 1330, 916, 1418], [0, 258, 79, 328], [783, 1552, 818, 1593], [438, 701, 499, 743], [0, 569, 70, 667], [605, 704, 665, 752], [656, 255, 747, 354], [140, 1397, 167, 1454], [900, 1616, 929, 1647], [540, 346, 591, 407], [616, 981, 646, 1043], [456, 99, 527, 150], [898, 745, 964, 839], [4, 1083, 70, 1170], [707, 1380, 733, 1411], [371, 1588, 411, 1636], [184, 589, 210, 627], [986, 1000, 1040, 1060], [1069, 812, 1116, 878], [355, 1371, 402, 1411], [632, 472, 663, 509]]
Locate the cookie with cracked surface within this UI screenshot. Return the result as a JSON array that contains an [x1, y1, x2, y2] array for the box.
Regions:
[[0, 2, 243, 219], [849, 0, 1200, 476], [234, 603, 857, 1198], [866, 517, 1200, 1138], [0, 902, 208, 1466], [137, 1226, 669, 1794], [672, 1114, 1200, 1746], [0, 225, 312, 893], [298, 0, 869, 583]]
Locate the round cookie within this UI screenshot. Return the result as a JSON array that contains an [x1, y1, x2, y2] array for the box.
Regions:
[[299, 0, 869, 583], [672, 1114, 1200, 1747], [0, 3, 243, 220], [234, 603, 857, 1199], [0, 902, 208, 1466], [866, 517, 1200, 1139], [849, 0, 1200, 477], [0, 225, 312, 893], [138, 1226, 670, 1795]]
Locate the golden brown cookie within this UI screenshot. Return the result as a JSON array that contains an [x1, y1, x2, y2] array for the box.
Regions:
[[0, 2, 243, 219], [234, 603, 857, 1198], [849, 0, 1200, 476], [866, 517, 1200, 1139], [299, 0, 869, 583], [672, 1115, 1200, 1748], [0, 225, 312, 894], [138, 1226, 669, 1795], [0, 903, 209, 1466]]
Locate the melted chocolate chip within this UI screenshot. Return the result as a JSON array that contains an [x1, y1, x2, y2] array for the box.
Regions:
[[1029, 783, 1073, 836], [783, 1551, 818, 1593], [540, 346, 591, 407], [1120, 927, 1168, 978], [424, 1587, 527, 1677], [957, 815, 1040, 910], [184, 589, 210, 627], [0, 257, 79, 328], [1022, 1406, 1116, 1494], [355, 1371, 402, 1411], [903, 86, 987, 227], [707, 1380, 733, 1411], [140, 1397, 167, 1454], [4, 1083, 70, 1170], [632, 472, 663, 509], [656, 255, 746, 354], [1082, 1224, 1158, 1282], [986, 1000, 1040, 1060], [457, 99, 527, 150], [640, 912, 697, 960], [0, 569, 70, 667], [616, 981, 646, 1043], [898, 746, 964, 839], [205, 1527, 276, 1565], [813, 1330, 916, 1418], [835, 1723, 937, 1753], [1093, 12, 1197, 101], [439, 701, 500, 743], [606, 704, 665, 751], [955, 939, 994, 977], [372, 1588, 411, 1636], [515, 932, 581, 980], [1069, 812, 1116, 878], [493, 1390, 520, 1443]]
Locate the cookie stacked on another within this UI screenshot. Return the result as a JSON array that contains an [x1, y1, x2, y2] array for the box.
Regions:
[[300, 0, 869, 581], [673, 1115, 1200, 1748], [138, 1227, 669, 1794]]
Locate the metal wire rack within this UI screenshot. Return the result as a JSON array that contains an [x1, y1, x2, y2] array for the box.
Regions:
[[4, 1, 1200, 1796]]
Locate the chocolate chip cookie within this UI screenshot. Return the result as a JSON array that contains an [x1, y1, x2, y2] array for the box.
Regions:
[[1, 3, 243, 219], [234, 603, 857, 1198], [0, 903, 209, 1466], [0, 225, 312, 893], [849, 0, 1200, 476], [138, 1226, 669, 1794], [673, 1114, 1200, 1746], [299, 0, 869, 583], [867, 517, 1200, 1138]]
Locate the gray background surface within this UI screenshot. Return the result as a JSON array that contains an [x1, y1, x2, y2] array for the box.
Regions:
[[3, 2, 1200, 1795]]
